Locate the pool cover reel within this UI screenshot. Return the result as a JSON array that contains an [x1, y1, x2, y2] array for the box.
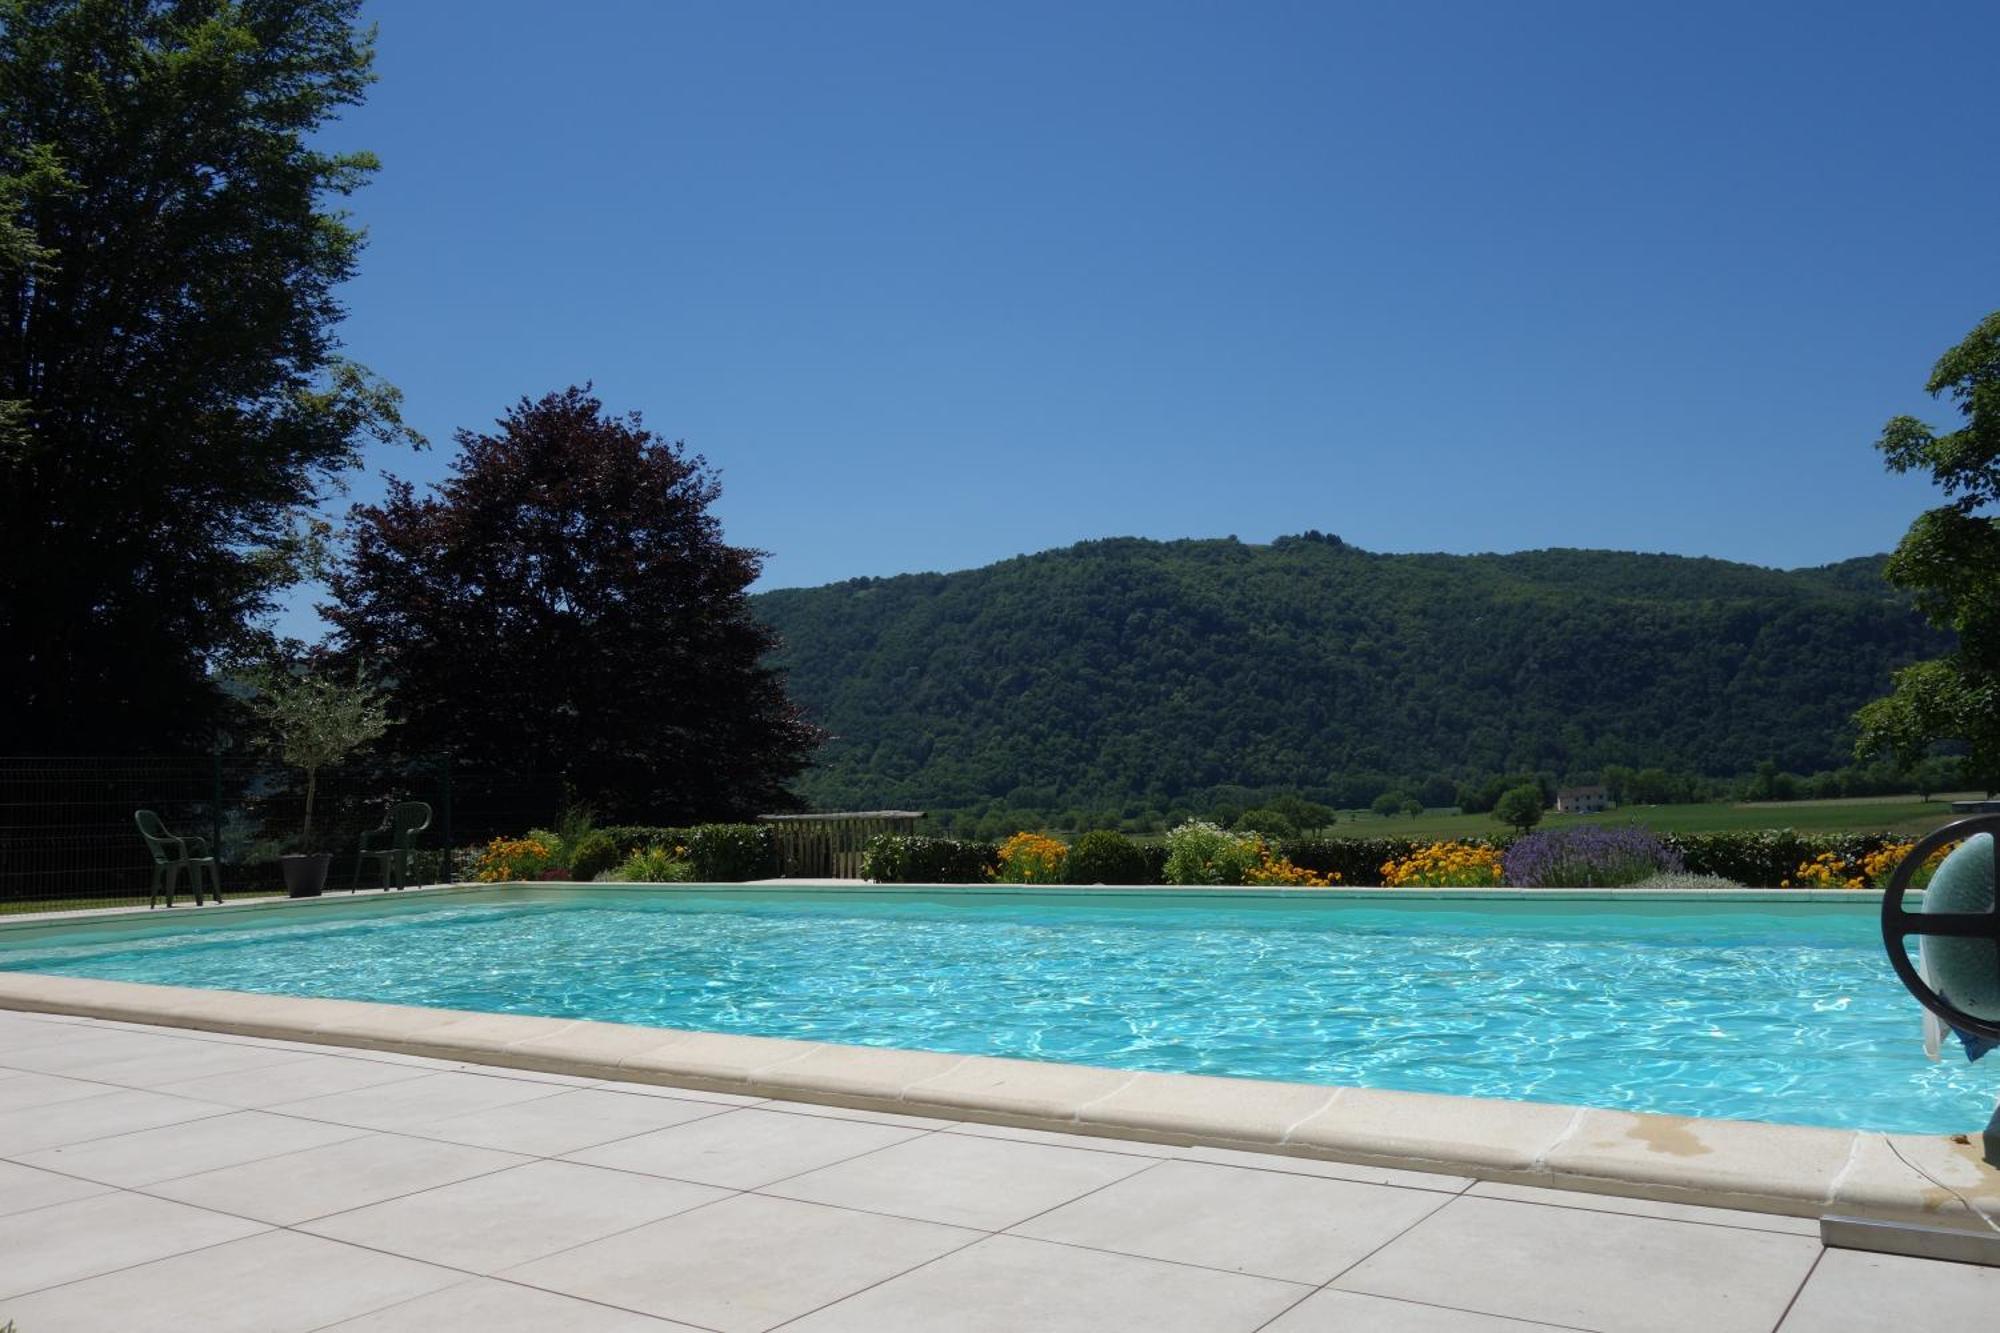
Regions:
[[1880, 815, 2000, 1056]]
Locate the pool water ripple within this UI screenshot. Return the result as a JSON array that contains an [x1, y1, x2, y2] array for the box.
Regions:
[[2, 891, 1992, 1134]]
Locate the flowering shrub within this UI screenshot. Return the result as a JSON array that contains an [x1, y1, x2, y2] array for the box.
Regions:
[[1785, 840, 1953, 890], [1632, 870, 1744, 890], [474, 836, 553, 882], [1380, 841, 1505, 887], [1502, 826, 1680, 889], [1280, 838, 1426, 886], [1859, 839, 1951, 889], [1243, 843, 1338, 887], [614, 844, 696, 882], [1162, 821, 1263, 885], [1784, 851, 1868, 890], [996, 832, 1069, 884]]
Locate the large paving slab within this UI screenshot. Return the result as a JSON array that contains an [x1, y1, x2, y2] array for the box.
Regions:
[[15, 1106, 365, 1186], [567, 1104, 929, 1188], [0, 1189, 268, 1300], [1, 1005, 1996, 1333], [1012, 1158, 1450, 1283], [320, 1277, 706, 1331], [404, 1084, 734, 1156], [504, 1191, 980, 1331], [780, 1233, 1311, 1332], [1333, 1193, 1823, 1333], [1778, 1248, 2000, 1330], [297, 1158, 729, 1273], [0, 1228, 461, 1332], [762, 1124, 1155, 1228], [142, 1130, 530, 1224], [0, 1159, 113, 1216]]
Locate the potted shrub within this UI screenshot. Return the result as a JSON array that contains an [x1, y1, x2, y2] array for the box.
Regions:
[[248, 665, 392, 897]]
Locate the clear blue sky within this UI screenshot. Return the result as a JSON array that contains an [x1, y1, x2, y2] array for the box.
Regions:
[[305, 0, 1999, 625]]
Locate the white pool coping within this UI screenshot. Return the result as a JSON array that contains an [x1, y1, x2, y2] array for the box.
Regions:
[[2, 880, 1995, 1237]]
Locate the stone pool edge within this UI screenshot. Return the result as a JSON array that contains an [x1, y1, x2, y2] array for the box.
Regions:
[[2, 966, 1994, 1236], [0, 877, 1912, 931]]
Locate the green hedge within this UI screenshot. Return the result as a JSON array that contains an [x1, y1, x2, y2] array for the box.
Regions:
[[564, 825, 1925, 889], [1662, 831, 1905, 888], [861, 834, 999, 883], [1066, 830, 1162, 885], [685, 824, 775, 882], [576, 824, 773, 882]]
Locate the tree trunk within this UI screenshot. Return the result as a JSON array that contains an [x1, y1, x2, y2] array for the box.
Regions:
[[302, 767, 318, 848]]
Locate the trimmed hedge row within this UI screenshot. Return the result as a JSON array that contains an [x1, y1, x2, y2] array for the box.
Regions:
[[1068, 829, 1168, 885], [860, 835, 999, 884], [1660, 831, 1910, 889]]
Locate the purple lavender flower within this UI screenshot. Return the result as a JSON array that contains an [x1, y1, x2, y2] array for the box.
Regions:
[[1503, 826, 1681, 889]]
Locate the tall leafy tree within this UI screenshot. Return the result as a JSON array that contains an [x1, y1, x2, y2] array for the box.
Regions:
[[1855, 311, 2000, 790], [0, 0, 413, 750], [327, 387, 824, 822]]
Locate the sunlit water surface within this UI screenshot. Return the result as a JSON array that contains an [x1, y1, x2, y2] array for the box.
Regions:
[[3, 891, 1991, 1133]]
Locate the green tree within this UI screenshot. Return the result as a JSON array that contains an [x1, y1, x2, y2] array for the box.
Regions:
[[0, 0, 415, 750], [1855, 311, 2000, 791], [1266, 793, 1335, 834], [1494, 784, 1544, 833], [245, 663, 390, 848], [1233, 807, 1297, 839], [327, 387, 823, 822]]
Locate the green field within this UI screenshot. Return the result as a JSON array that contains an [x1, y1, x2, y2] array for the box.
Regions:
[[1324, 792, 1982, 842]]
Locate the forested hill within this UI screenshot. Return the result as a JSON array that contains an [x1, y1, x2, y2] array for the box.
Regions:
[[750, 535, 1947, 822]]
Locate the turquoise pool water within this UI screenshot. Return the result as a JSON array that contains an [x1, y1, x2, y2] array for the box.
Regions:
[[2, 889, 1991, 1134]]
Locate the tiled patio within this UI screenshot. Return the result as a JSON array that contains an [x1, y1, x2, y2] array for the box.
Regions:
[[0, 1006, 1993, 1332]]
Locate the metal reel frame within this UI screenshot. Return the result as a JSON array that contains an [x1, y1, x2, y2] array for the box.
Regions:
[[1880, 813, 2000, 1042]]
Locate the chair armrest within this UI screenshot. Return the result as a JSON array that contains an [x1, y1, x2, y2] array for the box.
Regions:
[[358, 827, 387, 852], [181, 836, 210, 857]]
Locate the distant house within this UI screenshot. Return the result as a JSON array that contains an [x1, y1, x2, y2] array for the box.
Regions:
[[1554, 785, 1609, 814]]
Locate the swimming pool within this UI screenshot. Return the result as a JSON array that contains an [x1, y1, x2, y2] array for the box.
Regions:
[[2, 887, 1990, 1134]]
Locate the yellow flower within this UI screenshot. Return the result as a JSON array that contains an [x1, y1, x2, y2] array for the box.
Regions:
[[997, 832, 1069, 885]]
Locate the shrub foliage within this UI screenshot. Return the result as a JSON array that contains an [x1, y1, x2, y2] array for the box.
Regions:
[[860, 835, 999, 884], [995, 832, 1068, 884], [685, 824, 775, 882], [1065, 830, 1158, 884], [1502, 826, 1679, 889]]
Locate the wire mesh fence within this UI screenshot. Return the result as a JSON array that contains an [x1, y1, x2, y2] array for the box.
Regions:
[[0, 756, 563, 914]]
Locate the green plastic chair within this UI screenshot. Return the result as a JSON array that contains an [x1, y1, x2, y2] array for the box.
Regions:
[[134, 810, 220, 908], [353, 801, 432, 892]]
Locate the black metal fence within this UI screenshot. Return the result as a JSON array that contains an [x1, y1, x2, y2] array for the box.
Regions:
[[0, 756, 563, 914]]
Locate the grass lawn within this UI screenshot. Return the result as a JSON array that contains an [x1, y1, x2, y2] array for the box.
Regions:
[[1328, 792, 1982, 841]]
